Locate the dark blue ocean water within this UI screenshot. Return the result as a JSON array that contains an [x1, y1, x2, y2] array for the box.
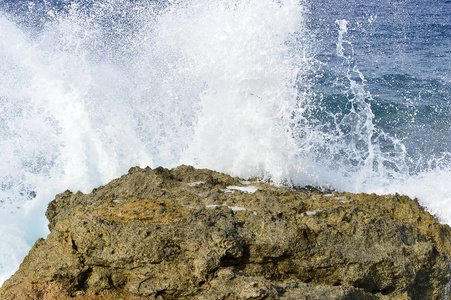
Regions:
[[305, 0, 451, 171]]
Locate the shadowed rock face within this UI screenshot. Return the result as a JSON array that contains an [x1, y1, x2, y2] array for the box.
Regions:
[[2, 165, 451, 299]]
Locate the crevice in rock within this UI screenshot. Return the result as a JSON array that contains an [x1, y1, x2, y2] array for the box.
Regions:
[[70, 267, 93, 296], [379, 286, 396, 295], [220, 256, 245, 268], [71, 238, 78, 252]]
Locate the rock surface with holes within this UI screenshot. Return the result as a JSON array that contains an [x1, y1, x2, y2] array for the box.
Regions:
[[1, 165, 451, 299]]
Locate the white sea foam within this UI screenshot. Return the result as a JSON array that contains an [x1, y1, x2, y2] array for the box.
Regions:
[[379, 168, 451, 223], [0, 224, 30, 284]]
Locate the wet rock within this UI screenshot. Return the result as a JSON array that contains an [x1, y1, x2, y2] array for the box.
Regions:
[[1, 165, 451, 299]]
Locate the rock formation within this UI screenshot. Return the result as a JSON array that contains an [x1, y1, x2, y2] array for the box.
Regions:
[[1, 165, 451, 299]]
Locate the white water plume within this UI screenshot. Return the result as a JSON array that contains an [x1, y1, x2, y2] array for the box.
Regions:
[[0, 0, 310, 283]]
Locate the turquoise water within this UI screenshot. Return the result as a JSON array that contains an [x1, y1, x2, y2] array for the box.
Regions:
[[0, 0, 450, 284]]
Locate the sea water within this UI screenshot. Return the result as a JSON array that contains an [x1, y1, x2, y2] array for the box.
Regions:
[[0, 0, 449, 284]]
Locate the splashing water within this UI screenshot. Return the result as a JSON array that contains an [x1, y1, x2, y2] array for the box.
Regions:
[[0, 0, 450, 284], [0, 0, 308, 283], [291, 19, 411, 190]]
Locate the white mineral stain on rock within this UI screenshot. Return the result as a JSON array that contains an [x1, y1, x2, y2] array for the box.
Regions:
[[187, 181, 204, 186], [331, 196, 349, 203], [226, 186, 260, 193], [301, 210, 322, 216], [206, 203, 256, 214], [228, 205, 247, 211]]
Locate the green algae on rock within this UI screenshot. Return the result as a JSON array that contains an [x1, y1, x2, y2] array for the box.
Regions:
[[1, 165, 451, 299]]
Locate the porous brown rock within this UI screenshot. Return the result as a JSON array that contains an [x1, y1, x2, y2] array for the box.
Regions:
[[1, 165, 451, 299]]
